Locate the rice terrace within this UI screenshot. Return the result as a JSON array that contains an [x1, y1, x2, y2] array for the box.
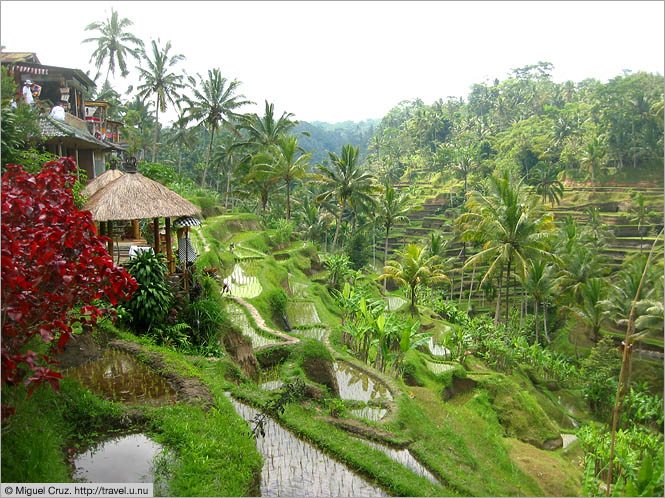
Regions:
[[1, 2, 663, 497]]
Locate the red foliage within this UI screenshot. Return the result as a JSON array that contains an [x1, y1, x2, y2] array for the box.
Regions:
[[1, 158, 137, 411]]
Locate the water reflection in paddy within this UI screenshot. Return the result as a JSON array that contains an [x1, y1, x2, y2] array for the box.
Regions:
[[350, 406, 388, 422], [286, 302, 322, 326], [223, 262, 262, 298], [350, 436, 440, 485], [225, 394, 387, 497], [293, 327, 327, 341], [66, 349, 177, 406], [225, 301, 280, 348], [73, 433, 163, 483], [334, 363, 393, 402], [385, 296, 407, 311], [428, 337, 449, 357]]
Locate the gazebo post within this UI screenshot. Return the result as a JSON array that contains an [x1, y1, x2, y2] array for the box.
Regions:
[[107, 220, 114, 256], [165, 217, 174, 273], [132, 220, 140, 240], [153, 217, 160, 254], [99, 221, 106, 237]]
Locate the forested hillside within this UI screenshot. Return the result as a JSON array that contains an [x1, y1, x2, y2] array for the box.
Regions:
[[293, 119, 380, 165]]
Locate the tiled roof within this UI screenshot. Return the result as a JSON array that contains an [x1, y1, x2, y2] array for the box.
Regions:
[[39, 116, 112, 149]]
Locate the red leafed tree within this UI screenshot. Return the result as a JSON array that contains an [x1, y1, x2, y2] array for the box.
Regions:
[[1, 158, 137, 416]]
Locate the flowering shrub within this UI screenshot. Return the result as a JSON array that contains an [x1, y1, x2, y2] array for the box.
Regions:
[[1, 159, 137, 417]]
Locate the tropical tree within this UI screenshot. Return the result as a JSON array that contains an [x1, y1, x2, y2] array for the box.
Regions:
[[377, 182, 411, 289], [458, 170, 557, 326], [572, 278, 610, 343], [135, 39, 186, 162], [629, 193, 650, 254], [184, 69, 252, 187], [313, 145, 377, 252], [379, 243, 449, 312], [581, 134, 605, 191], [521, 259, 556, 343], [252, 134, 310, 220], [452, 145, 477, 198], [529, 163, 564, 207], [236, 100, 299, 149], [165, 111, 196, 175], [83, 8, 144, 83]]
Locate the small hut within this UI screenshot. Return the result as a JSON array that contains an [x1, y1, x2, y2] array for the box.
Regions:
[[82, 160, 124, 198], [83, 158, 201, 272]]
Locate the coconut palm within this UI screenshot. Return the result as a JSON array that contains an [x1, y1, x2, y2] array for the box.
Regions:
[[452, 145, 477, 198], [583, 206, 613, 247], [529, 163, 564, 207], [572, 278, 610, 343], [83, 8, 144, 82], [166, 111, 196, 175], [313, 145, 377, 252], [458, 170, 557, 326], [184, 69, 253, 187], [135, 39, 186, 162], [377, 182, 411, 290], [629, 193, 650, 255], [252, 134, 310, 220], [379, 243, 449, 312], [236, 100, 299, 149], [521, 259, 556, 343], [582, 134, 605, 191]]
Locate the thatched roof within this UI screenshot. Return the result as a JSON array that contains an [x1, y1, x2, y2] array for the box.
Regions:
[[82, 169, 124, 198], [83, 172, 201, 221]]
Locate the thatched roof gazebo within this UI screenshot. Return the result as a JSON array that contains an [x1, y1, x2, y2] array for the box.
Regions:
[[82, 165, 124, 198], [83, 158, 201, 271]]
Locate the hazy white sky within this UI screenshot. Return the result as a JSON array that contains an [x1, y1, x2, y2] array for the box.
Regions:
[[2, 1, 663, 125]]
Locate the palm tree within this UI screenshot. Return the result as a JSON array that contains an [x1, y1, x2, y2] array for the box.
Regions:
[[452, 145, 477, 198], [629, 193, 650, 255], [184, 69, 252, 187], [166, 111, 196, 175], [135, 40, 185, 163], [252, 134, 310, 220], [521, 259, 555, 343], [83, 8, 144, 83], [236, 100, 299, 149], [458, 170, 557, 326], [313, 145, 377, 252], [377, 182, 411, 290], [572, 278, 610, 343], [583, 206, 613, 247], [529, 163, 564, 207], [582, 134, 605, 191], [379, 243, 449, 312]]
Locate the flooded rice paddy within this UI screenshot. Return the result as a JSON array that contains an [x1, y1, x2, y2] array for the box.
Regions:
[[334, 362, 393, 402], [561, 434, 578, 449], [385, 296, 408, 311], [73, 433, 163, 483], [289, 281, 309, 298], [349, 406, 388, 422], [223, 262, 262, 299], [225, 301, 280, 348], [428, 337, 449, 357], [424, 360, 456, 375], [260, 366, 285, 391], [225, 394, 387, 497], [286, 302, 322, 326], [66, 349, 177, 406], [349, 436, 440, 485], [293, 327, 328, 341]]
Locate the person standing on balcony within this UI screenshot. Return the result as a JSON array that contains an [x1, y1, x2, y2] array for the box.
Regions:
[[23, 79, 34, 105]]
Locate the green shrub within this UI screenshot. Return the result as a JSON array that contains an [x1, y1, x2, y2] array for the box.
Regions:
[[182, 296, 227, 346], [123, 251, 173, 331], [267, 288, 287, 317]]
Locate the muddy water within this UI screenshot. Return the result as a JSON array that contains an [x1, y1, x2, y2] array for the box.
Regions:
[[66, 349, 177, 406], [334, 363, 393, 402], [385, 296, 407, 311], [428, 337, 449, 357], [225, 301, 280, 348], [350, 436, 440, 485], [223, 262, 262, 298], [293, 327, 327, 341], [73, 434, 163, 483], [350, 406, 388, 422], [225, 394, 387, 497], [286, 302, 322, 326]]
